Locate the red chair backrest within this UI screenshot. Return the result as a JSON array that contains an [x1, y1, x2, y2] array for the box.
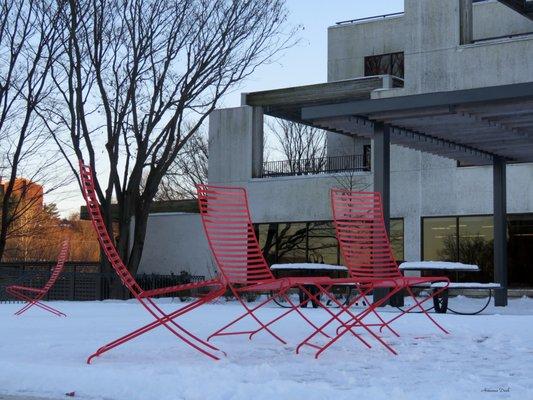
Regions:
[[196, 185, 274, 285], [43, 239, 70, 291], [331, 189, 401, 280], [78, 161, 141, 294]]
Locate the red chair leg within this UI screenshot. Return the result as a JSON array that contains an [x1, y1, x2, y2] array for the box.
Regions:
[[6, 288, 65, 317], [315, 286, 399, 358], [87, 289, 226, 364], [146, 294, 227, 355], [297, 284, 401, 357], [207, 289, 289, 344], [248, 287, 332, 341], [378, 284, 450, 335], [295, 285, 377, 356], [405, 285, 450, 334], [336, 289, 400, 338]]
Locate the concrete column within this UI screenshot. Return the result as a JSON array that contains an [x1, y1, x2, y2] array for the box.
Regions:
[[459, 0, 473, 44], [373, 123, 391, 233], [493, 157, 508, 306], [373, 123, 392, 305], [251, 107, 264, 178], [208, 106, 263, 184]]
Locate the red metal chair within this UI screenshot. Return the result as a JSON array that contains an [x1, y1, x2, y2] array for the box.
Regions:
[[296, 190, 451, 357], [79, 161, 226, 363], [197, 184, 340, 346], [6, 240, 70, 317]]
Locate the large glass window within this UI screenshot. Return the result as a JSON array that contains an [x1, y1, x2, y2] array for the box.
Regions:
[[458, 216, 494, 281], [257, 218, 404, 266], [307, 222, 339, 265], [257, 223, 277, 265], [508, 215, 533, 287], [276, 223, 307, 264], [422, 217, 457, 261], [422, 214, 533, 287], [390, 219, 405, 261]]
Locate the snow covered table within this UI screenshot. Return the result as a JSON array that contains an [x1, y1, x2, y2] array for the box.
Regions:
[[270, 263, 347, 272], [399, 261, 500, 315], [270, 263, 349, 308]]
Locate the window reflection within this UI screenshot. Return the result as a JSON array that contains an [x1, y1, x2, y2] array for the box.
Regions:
[[364, 52, 404, 78], [256, 218, 404, 266], [458, 216, 494, 281], [390, 219, 404, 261], [276, 223, 307, 264], [308, 222, 338, 264], [257, 223, 277, 265], [423, 217, 457, 261]]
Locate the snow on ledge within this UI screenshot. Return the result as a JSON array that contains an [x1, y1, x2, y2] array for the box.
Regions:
[[399, 261, 479, 271], [431, 282, 501, 289], [271, 263, 347, 271]]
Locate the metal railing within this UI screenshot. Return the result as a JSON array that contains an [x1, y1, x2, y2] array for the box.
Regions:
[[260, 154, 370, 178], [336, 12, 404, 26], [0, 261, 205, 302]]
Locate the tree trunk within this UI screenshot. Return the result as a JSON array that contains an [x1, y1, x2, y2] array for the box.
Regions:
[[127, 203, 150, 277]]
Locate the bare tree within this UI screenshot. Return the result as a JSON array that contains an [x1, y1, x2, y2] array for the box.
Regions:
[[266, 118, 326, 175], [0, 0, 65, 260], [3, 202, 60, 261], [45, 0, 296, 278], [156, 131, 208, 200]]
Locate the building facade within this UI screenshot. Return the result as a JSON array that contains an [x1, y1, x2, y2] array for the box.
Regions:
[[139, 0, 533, 291]]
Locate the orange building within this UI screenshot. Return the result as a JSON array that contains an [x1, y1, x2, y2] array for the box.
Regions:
[[0, 178, 44, 210]]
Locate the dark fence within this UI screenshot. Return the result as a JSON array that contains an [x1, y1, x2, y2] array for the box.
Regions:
[[261, 154, 370, 178], [0, 261, 205, 302]]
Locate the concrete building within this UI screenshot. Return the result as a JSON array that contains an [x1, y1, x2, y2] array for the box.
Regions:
[[139, 0, 533, 303]]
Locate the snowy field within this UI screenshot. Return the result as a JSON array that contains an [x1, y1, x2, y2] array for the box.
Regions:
[[1, 296, 532, 400]]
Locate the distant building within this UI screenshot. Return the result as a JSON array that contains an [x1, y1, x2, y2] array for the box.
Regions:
[[0, 178, 44, 210]]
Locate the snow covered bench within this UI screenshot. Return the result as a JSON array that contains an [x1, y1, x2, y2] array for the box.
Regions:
[[399, 262, 501, 314]]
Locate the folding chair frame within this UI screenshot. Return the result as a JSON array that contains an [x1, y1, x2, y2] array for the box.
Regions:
[[197, 184, 341, 347], [79, 161, 227, 363], [6, 240, 70, 317], [298, 189, 452, 357], [207, 282, 333, 345]]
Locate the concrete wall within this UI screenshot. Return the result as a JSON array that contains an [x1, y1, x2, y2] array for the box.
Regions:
[[328, 14, 406, 82], [473, 1, 533, 40], [403, 0, 533, 95], [328, 0, 533, 95], [137, 213, 216, 278]]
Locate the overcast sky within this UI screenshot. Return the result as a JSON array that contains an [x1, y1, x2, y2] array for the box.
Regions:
[[49, 0, 405, 216]]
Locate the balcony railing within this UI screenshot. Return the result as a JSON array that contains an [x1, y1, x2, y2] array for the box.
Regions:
[[260, 154, 370, 178], [336, 12, 404, 26]]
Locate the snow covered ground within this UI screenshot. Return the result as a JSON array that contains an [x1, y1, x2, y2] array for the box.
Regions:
[[1, 296, 532, 400]]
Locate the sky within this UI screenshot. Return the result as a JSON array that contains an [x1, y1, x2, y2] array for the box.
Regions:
[[48, 0, 405, 217]]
